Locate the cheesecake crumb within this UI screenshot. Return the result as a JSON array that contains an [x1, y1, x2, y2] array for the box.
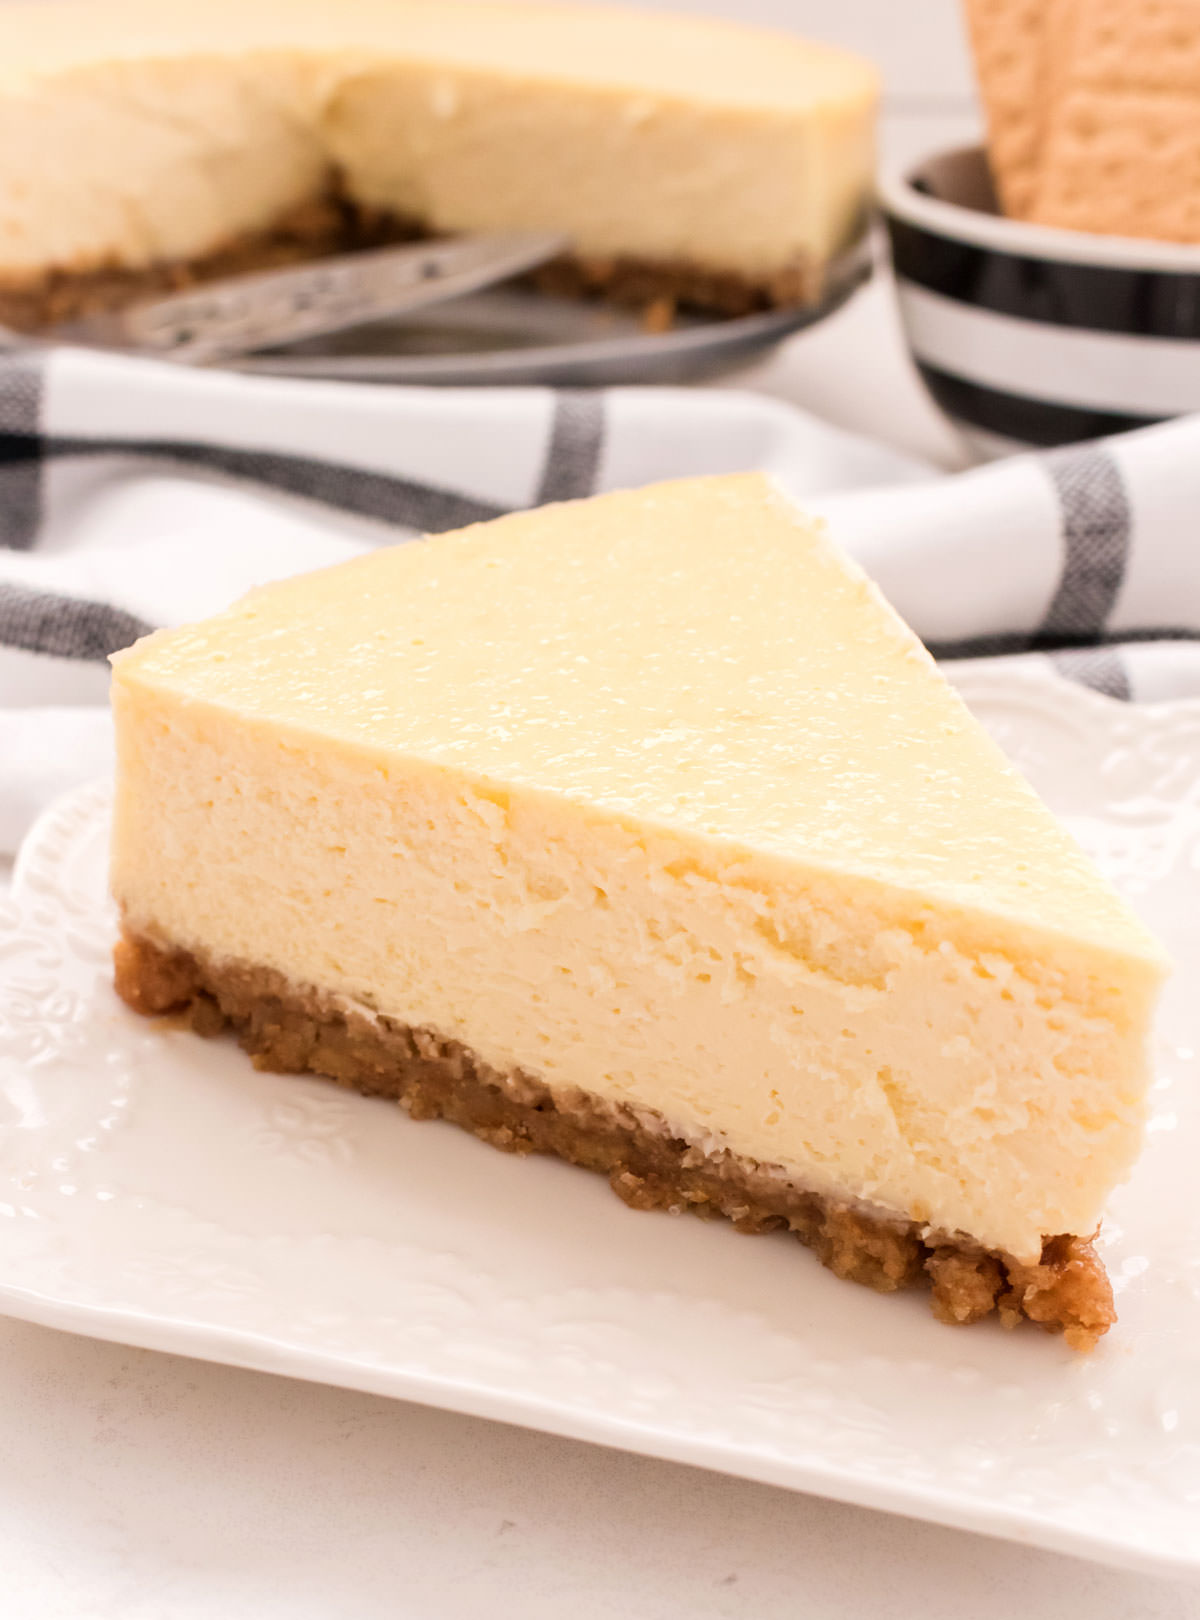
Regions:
[[640, 295, 677, 334]]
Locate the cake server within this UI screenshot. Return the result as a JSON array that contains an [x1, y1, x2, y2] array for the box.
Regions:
[[49, 230, 569, 365]]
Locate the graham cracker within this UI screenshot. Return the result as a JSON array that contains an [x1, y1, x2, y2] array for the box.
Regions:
[[1031, 87, 1200, 240], [1029, 0, 1200, 240], [965, 0, 1200, 241], [1057, 0, 1200, 92], [960, 0, 1070, 215]]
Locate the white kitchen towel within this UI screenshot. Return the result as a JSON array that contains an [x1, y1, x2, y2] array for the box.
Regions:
[[3, 344, 1200, 854]]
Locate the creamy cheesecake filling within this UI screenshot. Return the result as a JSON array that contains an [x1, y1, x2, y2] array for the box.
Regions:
[[110, 687, 1156, 1267], [0, 0, 877, 322], [0, 53, 330, 285], [112, 927, 1117, 1349]]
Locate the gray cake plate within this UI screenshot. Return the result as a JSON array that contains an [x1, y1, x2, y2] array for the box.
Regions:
[[231, 234, 873, 387]]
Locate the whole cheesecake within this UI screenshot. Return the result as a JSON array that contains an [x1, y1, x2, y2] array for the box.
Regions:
[[109, 475, 1167, 1349], [0, 0, 878, 331]]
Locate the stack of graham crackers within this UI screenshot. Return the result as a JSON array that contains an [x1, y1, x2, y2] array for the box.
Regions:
[[963, 0, 1200, 240]]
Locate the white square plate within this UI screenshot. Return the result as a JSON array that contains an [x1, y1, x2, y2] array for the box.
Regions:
[[3, 665, 1199, 1577]]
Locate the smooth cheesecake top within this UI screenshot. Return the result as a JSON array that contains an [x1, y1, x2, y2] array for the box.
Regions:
[[0, 0, 878, 110], [112, 473, 1162, 967]]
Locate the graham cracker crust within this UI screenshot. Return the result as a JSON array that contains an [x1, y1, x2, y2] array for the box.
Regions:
[[0, 197, 420, 335], [0, 196, 819, 335], [528, 253, 820, 322], [113, 929, 1116, 1351]]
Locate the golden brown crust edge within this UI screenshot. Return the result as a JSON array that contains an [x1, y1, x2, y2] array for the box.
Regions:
[[0, 197, 419, 334], [113, 929, 1116, 1351], [0, 197, 820, 335]]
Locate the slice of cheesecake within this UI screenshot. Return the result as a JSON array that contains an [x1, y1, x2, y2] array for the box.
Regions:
[[0, 0, 877, 332], [109, 475, 1166, 1348]]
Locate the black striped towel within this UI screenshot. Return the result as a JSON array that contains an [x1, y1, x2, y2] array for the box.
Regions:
[[3, 346, 1200, 854]]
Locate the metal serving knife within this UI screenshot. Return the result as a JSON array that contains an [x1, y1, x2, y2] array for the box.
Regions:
[[49, 230, 569, 365]]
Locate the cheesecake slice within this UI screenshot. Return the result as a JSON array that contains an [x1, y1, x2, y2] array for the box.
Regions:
[[109, 475, 1166, 1348], [0, 0, 877, 331]]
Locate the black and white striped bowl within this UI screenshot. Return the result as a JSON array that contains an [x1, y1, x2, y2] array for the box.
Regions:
[[880, 145, 1200, 455]]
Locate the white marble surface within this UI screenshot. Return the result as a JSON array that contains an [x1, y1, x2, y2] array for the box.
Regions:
[[0, 1311, 1197, 1620]]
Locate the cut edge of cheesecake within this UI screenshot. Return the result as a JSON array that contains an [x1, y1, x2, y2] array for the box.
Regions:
[[0, 0, 876, 329], [0, 192, 406, 335], [113, 928, 1119, 1350], [0, 195, 825, 338]]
